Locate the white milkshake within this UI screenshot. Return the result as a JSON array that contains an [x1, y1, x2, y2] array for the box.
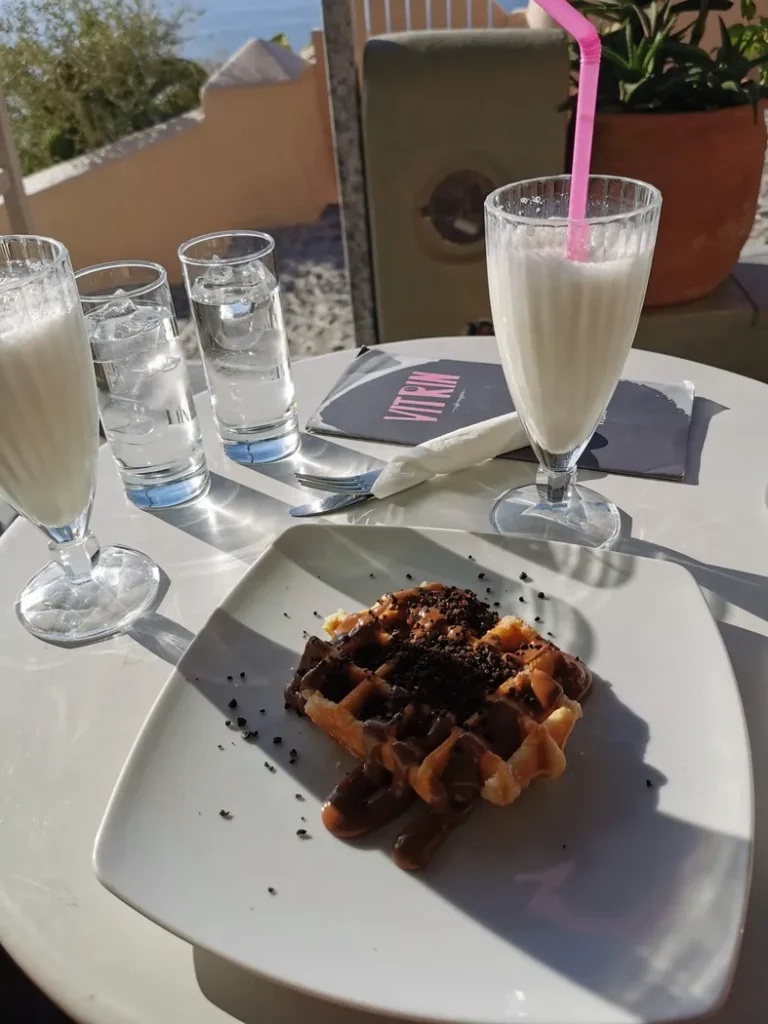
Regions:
[[489, 246, 652, 455], [0, 302, 99, 527]]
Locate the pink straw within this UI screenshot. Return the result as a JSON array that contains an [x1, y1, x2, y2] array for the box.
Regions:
[[534, 0, 602, 260]]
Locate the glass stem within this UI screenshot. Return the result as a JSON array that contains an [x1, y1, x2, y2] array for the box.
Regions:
[[537, 467, 576, 509], [49, 534, 99, 582]]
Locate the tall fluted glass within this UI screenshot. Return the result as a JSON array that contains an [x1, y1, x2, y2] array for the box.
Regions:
[[485, 176, 662, 547], [0, 236, 160, 642]]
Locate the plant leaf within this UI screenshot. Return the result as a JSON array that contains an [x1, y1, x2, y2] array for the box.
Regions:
[[719, 14, 735, 57]]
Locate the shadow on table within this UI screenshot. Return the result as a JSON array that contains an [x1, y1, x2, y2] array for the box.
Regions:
[[175, 528, 748, 1024], [148, 471, 291, 564], [620, 516, 768, 626], [240, 432, 385, 491], [128, 612, 195, 666]]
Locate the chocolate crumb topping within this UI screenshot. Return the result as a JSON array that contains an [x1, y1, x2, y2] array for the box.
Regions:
[[383, 635, 508, 722], [395, 584, 497, 636]]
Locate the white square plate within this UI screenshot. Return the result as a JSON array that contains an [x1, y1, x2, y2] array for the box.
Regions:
[[95, 525, 752, 1024]]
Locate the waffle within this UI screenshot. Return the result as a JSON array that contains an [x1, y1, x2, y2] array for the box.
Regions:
[[286, 583, 591, 870]]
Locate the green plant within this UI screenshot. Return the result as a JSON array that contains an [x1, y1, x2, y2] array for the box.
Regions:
[[569, 0, 768, 112], [0, 0, 207, 173]]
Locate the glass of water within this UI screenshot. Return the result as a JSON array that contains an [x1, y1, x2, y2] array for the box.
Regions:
[[178, 230, 299, 463], [76, 261, 210, 509]]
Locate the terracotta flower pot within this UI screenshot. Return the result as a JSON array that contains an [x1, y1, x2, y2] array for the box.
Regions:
[[589, 104, 767, 306]]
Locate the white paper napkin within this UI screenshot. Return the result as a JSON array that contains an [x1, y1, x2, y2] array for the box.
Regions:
[[371, 412, 527, 499]]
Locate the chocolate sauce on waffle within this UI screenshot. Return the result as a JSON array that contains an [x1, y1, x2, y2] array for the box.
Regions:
[[286, 583, 591, 871]]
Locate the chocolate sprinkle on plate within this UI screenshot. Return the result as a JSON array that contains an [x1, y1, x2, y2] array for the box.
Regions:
[[535, 616, 542, 622], [242, 730, 258, 740], [295, 793, 305, 801], [228, 698, 237, 709], [226, 675, 233, 682], [296, 828, 307, 835], [217, 744, 224, 751], [538, 592, 546, 599], [519, 572, 529, 581], [219, 810, 232, 819], [467, 554, 475, 560], [236, 717, 247, 728], [239, 671, 246, 679], [259, 709, 266, 714], [406, 573, 413, 580], [646, 779, 653, 789], [268, 887, 277, 895], [273, 736, 282, 745], [519, 596, 525, 603], [485, 587, 492, 594], [477, 572, 485, 580], [224, 720, 231, 727]]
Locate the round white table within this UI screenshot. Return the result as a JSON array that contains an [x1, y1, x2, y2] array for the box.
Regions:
[[2, 337, 768, 1024]]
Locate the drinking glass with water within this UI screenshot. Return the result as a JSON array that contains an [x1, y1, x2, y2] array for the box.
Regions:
[[178, 230, 299, 463], [76, 261, 210, 509]]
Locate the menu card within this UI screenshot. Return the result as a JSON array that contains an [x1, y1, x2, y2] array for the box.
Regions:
[[305, 348, 695, 481]]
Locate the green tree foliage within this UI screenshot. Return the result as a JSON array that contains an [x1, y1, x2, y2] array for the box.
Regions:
[[0, 0, 207, 173]]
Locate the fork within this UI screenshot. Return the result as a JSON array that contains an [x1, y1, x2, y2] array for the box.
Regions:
[[293, 468, 382, 494]]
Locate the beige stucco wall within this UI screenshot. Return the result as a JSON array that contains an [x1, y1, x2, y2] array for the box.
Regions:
[[0, 60, 338, 282]]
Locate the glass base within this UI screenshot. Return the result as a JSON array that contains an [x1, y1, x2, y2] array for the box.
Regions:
[[490, 482, 622, 549], [223, 428, 300, 465], [16, 545, 161, 643], [124, 464, 210, 510]]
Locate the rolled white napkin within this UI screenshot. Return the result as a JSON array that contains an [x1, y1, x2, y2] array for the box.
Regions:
[[370, 412, 527, 500]]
